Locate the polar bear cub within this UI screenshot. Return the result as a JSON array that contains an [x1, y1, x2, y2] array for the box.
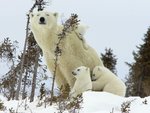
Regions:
[[92, 66, 126, 96], [70, 66, 92, 98]]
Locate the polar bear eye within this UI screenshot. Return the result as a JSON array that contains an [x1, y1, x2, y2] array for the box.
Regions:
[[77, 69, 80, 71], [30, 14, 34, 17], [92, 74, 95, 77], [46, 14, 49, 16]]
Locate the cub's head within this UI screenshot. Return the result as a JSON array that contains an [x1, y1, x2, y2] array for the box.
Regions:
[[72, 66, 90, 79], [91, 66, 103, 81], [30, 11, 58, 31]]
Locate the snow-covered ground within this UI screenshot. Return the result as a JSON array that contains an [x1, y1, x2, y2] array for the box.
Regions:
[[0, 92, 150, 113]]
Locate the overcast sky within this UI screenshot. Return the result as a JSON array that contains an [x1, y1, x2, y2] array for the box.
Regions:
[[1, 0, 150, 80]]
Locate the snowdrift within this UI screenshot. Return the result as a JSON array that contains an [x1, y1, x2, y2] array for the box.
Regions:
[[0, 92, 150, 113]]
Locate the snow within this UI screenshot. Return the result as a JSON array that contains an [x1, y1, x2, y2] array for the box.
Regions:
[[0, 92, 150, 113]]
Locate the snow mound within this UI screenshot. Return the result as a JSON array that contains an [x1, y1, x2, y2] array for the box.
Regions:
[[0, 91, 150, 113], [82, 91, 150, 113]]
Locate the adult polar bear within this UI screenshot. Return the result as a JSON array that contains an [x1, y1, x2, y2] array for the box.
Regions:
[[30, 11, 103, 89], [92, 66, 126, 96]]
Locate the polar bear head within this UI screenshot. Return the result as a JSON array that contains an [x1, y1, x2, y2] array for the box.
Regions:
[[91, 66, 104, 81], [72, 66, 90, 79], [30, 11, 58, 31]]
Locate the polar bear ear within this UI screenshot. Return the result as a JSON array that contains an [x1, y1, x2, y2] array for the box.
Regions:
[[29, 12, 34, 18], [53, 12, 58, 18], [97, 67, 101, 71], [86, 67, 89, 72]]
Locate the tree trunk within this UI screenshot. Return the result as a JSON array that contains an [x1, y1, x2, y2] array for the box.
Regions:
[[137, 67, 145, 97], [15, 14, 30, 100], [30, 47, 39, 102], [15, 37, 28, 100], [22, 69, 28, 99], [9, 72, 16, 100], [137, 75, 143, 96], [9, 61, 16, 100]]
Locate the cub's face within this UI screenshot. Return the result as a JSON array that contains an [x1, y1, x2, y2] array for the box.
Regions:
[[72, 66, 89, 78], [91, 66, 102, 81], [30, 11, 58, 30]]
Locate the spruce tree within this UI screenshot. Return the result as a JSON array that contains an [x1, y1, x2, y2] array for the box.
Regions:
[[126, 27, 150, 97], [0, 38, 19, 100], [101, 48, 117, 74]]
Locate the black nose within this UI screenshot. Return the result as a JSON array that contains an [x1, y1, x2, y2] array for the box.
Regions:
[[72, 71, 76, 76], [40, 17, 45, 23]]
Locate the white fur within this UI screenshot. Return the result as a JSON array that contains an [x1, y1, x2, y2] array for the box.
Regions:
[[30, 11, 103, 89], [77, 24, 89, 36], [70, 66, 92, 98], [92, 66, 126, 96]]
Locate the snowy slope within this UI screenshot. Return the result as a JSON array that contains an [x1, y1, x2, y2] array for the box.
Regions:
[[0, 92, 150, 113], [82, 92, 150, 113]]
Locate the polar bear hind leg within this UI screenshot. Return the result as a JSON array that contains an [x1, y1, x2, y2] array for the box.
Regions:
[[103, 81, 126, 96]]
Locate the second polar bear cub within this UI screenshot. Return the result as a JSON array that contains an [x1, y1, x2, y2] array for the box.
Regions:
[[92, 66, 126, 96], [70, 66, 92, 98]]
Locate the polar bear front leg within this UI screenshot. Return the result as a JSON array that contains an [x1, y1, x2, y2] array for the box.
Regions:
[[92, 81, 103, 91], [55, 73, 68, 89], [58, 64, 76, 89], [70, 88, 77, 98]]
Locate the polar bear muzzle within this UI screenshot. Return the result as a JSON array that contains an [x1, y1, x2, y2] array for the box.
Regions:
[[91, 74, 97, 81], [72, 71, 77, 76]]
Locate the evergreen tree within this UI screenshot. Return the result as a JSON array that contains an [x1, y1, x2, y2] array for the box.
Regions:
[[0, 37, 47, 100], [0, 38, 19, 100], [101, 48, 117, 74], [126, 27, 150, 97]]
